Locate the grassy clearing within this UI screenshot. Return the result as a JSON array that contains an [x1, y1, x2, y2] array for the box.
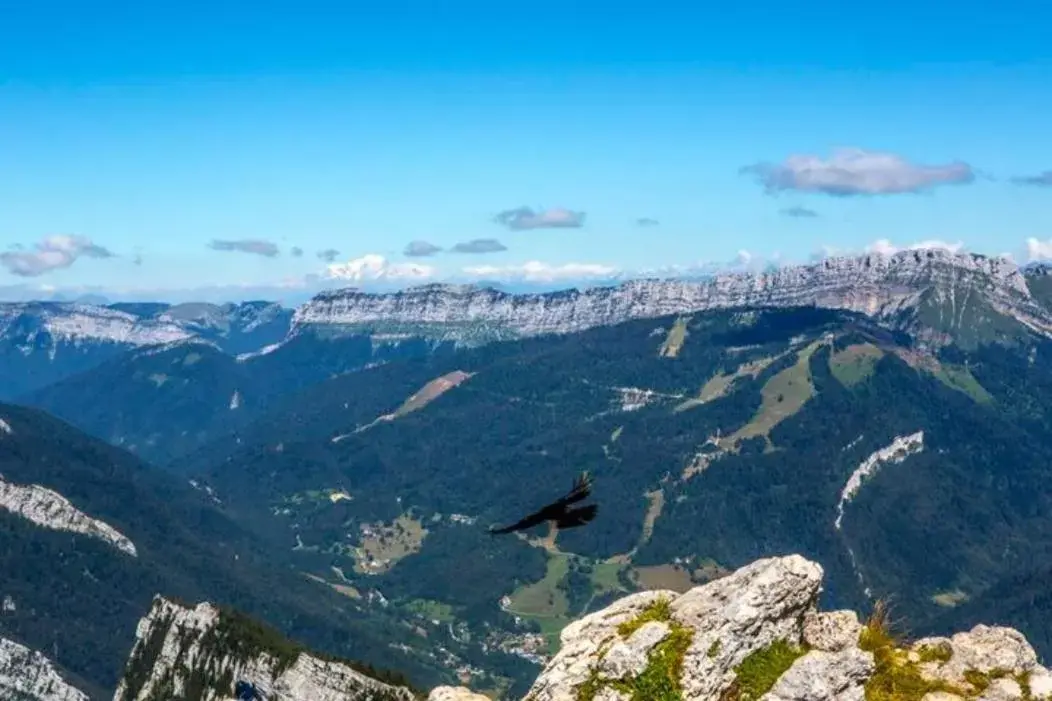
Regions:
[[726, 341, 822, 447], [352, 514, 428, 575], [590, 562, 626, 594], [393, 370, 475, 417], [302, 572, 361, 599], [405, 599, 456, 623], [933, 364, 994, 404], [631, 564, 694, 593], [674, 354, 782, 412], [639, 489, 665, 545], [830, 343, 885, 387], [659, 317, 690, 358], [507, 553, 571, 618]]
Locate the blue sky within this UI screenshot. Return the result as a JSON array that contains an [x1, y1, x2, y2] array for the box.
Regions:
[[1, 1, 1051, 302]]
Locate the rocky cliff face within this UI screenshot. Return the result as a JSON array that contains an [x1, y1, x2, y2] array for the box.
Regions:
[[0, 300, 291, 398], [0, 635, 89, 701], [113, 596, 415, 701], [293, 250, 1049, 349], [433, 555, 1052, 701]]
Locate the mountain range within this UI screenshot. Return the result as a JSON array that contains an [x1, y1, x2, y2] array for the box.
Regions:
[[7, 247, 1052, 699]]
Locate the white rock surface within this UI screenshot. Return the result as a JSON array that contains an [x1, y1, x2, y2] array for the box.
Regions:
[[113, 596, 415, 701], [427, 687, 492, 701], [0, 635, 89, 701], [761, 647, 874, 701], [0, 473, 137, 556], [524, 555, 824, 701], [511, 553, 1052, 701], [803, 610, 863, 653]]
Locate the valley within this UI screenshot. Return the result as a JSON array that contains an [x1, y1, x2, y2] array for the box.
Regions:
[[7, 249, 1052, 699]]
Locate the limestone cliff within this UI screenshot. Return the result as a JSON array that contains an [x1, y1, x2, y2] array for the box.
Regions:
[[432, 555, 1052, 701], [293, 250, 1050, 349], [112, 596, 416, 701], [0, 635, 89, 701]]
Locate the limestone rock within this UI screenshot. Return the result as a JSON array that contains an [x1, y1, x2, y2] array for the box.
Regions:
[[673, 555, 823, 701], [428, 687, 490, 701], [597, 620, 671, 679], [915, 625, 1041, 692], [1029, 668, 1052, 700], [0, 636, 89, 701], [803, 610, 863, 653], [761, 647, 874, 701], [520, 589, 677, 701], [978, 677, 1023, 701], [920, 693, 965, 701], [523, 555, 823, 701], [113, 595, 415, 701]]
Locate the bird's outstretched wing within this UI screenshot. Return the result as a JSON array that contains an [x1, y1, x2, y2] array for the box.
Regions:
[[489, 471, 592, 535], [488, 507, 553, 535], [556, 503, 598, 529], [554, 471, 592, 508]]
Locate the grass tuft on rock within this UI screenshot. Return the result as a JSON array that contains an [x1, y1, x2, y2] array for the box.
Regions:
[[618, 597, 673, 638], [726, 639, 807, 700], [577, 595, 691, 701], [859, 599, 963, 701]]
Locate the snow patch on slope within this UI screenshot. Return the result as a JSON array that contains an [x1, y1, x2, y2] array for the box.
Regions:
[[0, 474, 138, 557]]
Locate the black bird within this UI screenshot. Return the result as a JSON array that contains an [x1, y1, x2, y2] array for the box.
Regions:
[[489, 471, 598, 535]]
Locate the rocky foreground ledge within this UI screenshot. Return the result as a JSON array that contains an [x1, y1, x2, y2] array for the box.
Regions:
[[437, 555, 1052, 701], [7, 554, 1049, 700]]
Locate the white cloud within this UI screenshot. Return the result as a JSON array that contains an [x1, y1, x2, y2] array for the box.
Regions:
[[742, 148, 975, 196], [325, 254, 436, 282], [1, 235, 115, 277], [1026, 238, 1052, 261], [864, 239, 965, 256], [462, 260, 618, 282]]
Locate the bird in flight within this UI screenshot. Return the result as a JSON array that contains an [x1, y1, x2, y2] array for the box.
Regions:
[[489, 471, 598, 535]]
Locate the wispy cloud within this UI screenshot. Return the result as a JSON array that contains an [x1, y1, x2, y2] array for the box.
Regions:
[[316, 248, 340, 262], [864, 238, 965, 256], [494, 206, 586, 230], [451, 238, 507, 254], [636, 217, 660, 227], [1012, 171, 1052, 187], [207, 239, 280, 257], [1026, 238, 1052, 261], [741, 148, 975, 196], [403, 240, 443, 257], [290, 246, 304, 257], [1, 235, 115, 277], [326, 254, 435, 281], [780, 206, 819, 218], [462, 260, 616, 282]]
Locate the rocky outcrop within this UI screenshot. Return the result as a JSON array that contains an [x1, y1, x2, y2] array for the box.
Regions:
[[0, 473, 137, 556], [0, 635, 89, 701], [113, 596, 415, 701], [435, 554, 1052, 701], [293, 250, 1051, 347]]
